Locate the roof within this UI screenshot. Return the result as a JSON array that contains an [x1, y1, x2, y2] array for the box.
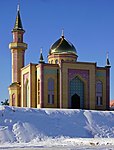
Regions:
[[39, 49, 45, 63], [49, 35, 77, 55], [9, 82, 20, 88], [13, 5, 24, 32]]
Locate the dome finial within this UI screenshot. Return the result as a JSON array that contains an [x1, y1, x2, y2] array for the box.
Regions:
[[61, 29, 64, 38]]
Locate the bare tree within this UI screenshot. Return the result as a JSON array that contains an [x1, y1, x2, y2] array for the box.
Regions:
[[1, 99, 9, 106]]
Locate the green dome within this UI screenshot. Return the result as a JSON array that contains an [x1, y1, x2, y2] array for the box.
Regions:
[[49, 35, 77, 55]]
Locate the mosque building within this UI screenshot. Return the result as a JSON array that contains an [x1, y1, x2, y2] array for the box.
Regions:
[[8, 6, 111, 110]]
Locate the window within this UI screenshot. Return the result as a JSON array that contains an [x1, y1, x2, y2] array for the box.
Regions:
[[18, 37, 21, 42], [51, 60, 53, 64], [38, 79, 40, 104], [18, 34, 22, 42], [23, 73, 29, 107], [48, 78, 54, 104], [55, 59, 58, 64], [96, 81, 103, 106], [25, 79, 29, 107], [12, 93, 15, 106], [96, 96, 102, 106]]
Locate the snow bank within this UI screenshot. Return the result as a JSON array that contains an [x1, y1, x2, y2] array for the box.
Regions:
[[0, 106, 114, 144]]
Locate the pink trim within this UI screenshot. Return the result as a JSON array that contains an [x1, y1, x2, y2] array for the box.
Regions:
[[40, 64, 44, 108], [106, 68, 110, 109], [60, 61, 63, 108], [24, 72, 29, 84], [12, 93, 16, 106]]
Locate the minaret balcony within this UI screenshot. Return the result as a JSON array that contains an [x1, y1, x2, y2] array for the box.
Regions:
[[9, 42, 27, 50]]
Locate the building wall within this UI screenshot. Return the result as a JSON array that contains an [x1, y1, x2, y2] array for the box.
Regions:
[[18, 62, 109, 110], [37, 64, 59, 108], [21, 63, 37, 108], [96, 68, 107, 110]]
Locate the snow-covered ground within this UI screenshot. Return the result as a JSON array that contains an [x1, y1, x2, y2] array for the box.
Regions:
[[0, 106, 114, 149]]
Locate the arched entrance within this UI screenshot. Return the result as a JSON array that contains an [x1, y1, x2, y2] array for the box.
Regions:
[[70, 76, 84, 109], [71, 93, 80, 109]]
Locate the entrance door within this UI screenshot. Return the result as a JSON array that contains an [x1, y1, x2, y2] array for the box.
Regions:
[[71, 93, 80, 109], [70, 76, 84, 108]]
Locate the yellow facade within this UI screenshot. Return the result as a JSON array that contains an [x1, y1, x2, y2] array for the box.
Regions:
[[9, 58, 110, 110]]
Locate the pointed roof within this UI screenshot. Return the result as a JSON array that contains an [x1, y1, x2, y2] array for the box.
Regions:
[[39, 48, 45, 63], [13, 4, 24, 32], [106, 52, 111, 68]]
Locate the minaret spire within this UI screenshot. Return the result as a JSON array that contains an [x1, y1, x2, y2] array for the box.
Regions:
[[61, 29, 64, 39], [17, 3, 20, 12], [17, 0, 20, 11], [106, 51, 111, 68], [13, 2, 24, 31], [39, 48, 45, 63]]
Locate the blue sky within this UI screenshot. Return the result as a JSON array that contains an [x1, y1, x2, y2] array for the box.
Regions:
[[0, 0, 114, 102]]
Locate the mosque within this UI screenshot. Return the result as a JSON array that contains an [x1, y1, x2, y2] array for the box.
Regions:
[[8, 6, 111, 110]]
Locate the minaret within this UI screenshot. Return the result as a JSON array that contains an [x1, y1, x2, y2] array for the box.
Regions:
[[8, 5, 27, 107], [9, 4, 27, 83]]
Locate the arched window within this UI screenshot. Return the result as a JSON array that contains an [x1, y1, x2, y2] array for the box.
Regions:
[[25, 79, 29, 107], [12, 93, 15, 106], [55, 59, 58, 64], [96, 81, 103, 106], [18, 34, 22, 42], [38, 79, 40, 104], [51, 60, 53, 64], [48, 78, 54, 104]]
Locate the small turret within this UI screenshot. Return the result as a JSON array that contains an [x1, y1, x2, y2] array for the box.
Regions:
[[105, 52, 111, 68], [39, 48, 45, 63]]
